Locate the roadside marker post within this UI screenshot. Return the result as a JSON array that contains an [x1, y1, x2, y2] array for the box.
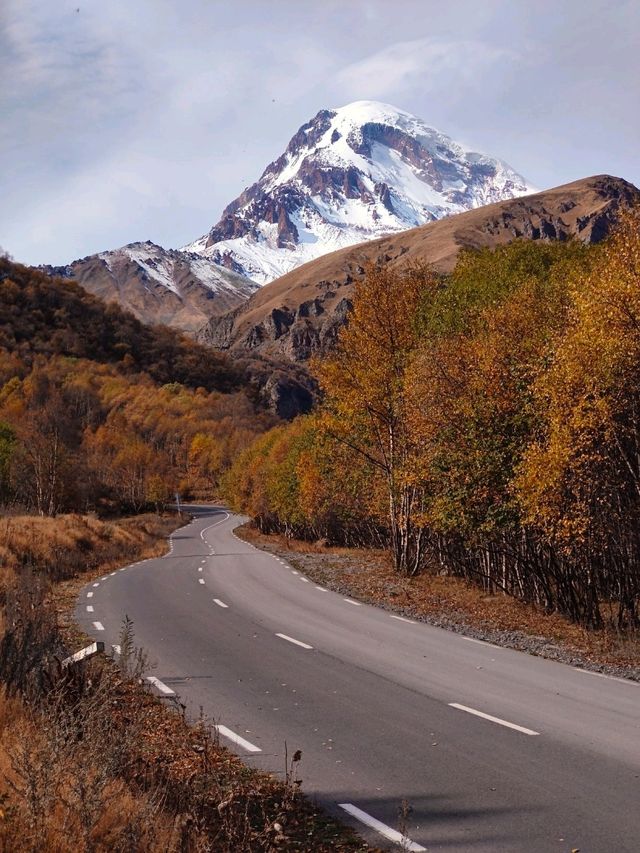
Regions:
[[62, 641, 105, 669]]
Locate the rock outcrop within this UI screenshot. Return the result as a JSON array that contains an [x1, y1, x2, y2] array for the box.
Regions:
[[197, 175, 640, 362], [41, 241, 258, 334]]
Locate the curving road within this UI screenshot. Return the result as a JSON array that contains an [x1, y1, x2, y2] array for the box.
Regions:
[[76, 506, 640, 852]]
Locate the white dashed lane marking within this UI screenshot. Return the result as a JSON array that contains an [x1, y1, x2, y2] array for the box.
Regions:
[[215, 725, 261, 753], [448, 703, 540, 736], [276, 633, 313, 650], [147, 676, 175, 696], [338, 803, 426, 852]]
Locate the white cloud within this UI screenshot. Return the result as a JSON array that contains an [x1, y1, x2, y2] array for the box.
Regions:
[[335, 38, 518, 101], [1, 1, 638, 265]]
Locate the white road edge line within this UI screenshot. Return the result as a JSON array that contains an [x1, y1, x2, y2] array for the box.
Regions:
[[146, 676, 175, 696], [344, 598, 362, 606], [449, 703, 539, 736], [198, 567, 203, 572], [315, 586, 328, 592], [213, 599, 229, 608], [389, 614, 415, 624], [198, 578, 205, 585], [575, 668, 640, 686], [92, 582, 100, 588], [462, 636, 498, 648], [338, 803, 426, 852], [86, 605, 94, 613], [215, 724, 261, 753], [275, 632, 313, 650], [291, 570, 299, 575], [86, 592, 93, 598], [92, 621, 105, 631], [299, 577, 310, 583]]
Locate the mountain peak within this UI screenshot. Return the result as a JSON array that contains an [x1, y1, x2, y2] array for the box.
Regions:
[[184, 103, 535, 284]]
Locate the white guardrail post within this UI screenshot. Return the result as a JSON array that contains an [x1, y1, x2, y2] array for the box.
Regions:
[[61, 641, 105, 669]]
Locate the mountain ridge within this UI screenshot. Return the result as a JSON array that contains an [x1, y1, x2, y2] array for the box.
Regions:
[[197, 174, 640, 361], [41, 241, 258, 334], [184, 100, 534, 283]]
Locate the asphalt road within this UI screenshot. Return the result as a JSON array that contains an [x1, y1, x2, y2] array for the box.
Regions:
[[75, 506, 640, 852]]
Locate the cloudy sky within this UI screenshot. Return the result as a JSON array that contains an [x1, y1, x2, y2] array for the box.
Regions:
[[2, 0, 638, 265]]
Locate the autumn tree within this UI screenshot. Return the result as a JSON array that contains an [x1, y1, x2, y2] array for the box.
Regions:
[[0, 421, 16, 503], [313, 263, 438, 575], [516, 208, 640, 627]]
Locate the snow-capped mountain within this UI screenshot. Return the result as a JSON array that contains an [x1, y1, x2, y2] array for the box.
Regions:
[[184, 101, 535, 284], [42, 241, 257, 333]]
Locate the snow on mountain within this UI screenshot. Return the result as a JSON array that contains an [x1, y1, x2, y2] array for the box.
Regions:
[[42, 240, 258, 334], [184, 101, 536, 284], [96, 241, 256, 297]]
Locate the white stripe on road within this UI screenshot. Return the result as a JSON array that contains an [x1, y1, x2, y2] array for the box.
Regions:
[[92, 583, 100, 588], [92, 621, 105, 631], [198, 578, 205, 585], [86, 605, 94, 613], [315, 586, 328, 592], [575, 668, 640, 686], [86, 591, 94, 598], [198, 566, 203, 572], [462, 636, 498, 648], [344, 598, 362, 606], [299, 577, 310, 583], [146, 676, 175, 696], [213, 599, 229, 608], [389, 614, 415, 624], [200, 512, 230, 544], [449, 703, 539, 736], [291, 570, 299, 575], [276, 633, 313, 650], [215, 724, 261, 753], [338, 803, 426, 852]]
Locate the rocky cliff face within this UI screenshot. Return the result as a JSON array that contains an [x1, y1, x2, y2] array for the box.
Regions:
[[184, 101, 534, 284], [196, 175, 640, 362], [41, 241, 258, 334]]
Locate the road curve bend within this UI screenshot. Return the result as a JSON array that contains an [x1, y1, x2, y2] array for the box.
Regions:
[[75, 506, 640, 853]]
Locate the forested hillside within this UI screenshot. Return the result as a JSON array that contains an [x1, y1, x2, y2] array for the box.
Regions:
[[223, 210, 640, 631], [0, 257, 244, 392], [0, 259, 276, 514]]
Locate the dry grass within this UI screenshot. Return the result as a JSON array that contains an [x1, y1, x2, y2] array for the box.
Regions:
[[0, 512, 376, 852], [239, 525, 640, 675], [0, 512, 180, 595]]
